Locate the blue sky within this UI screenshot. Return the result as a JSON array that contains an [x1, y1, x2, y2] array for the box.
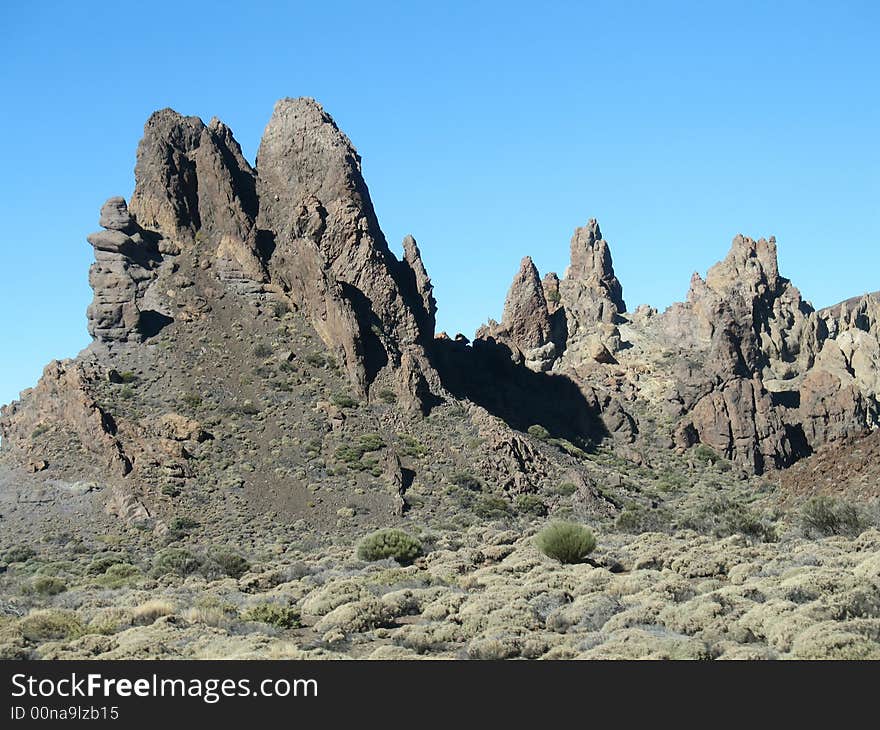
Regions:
[[1, 1, 878, 407]]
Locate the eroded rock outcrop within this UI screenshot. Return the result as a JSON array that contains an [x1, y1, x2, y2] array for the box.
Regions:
[[256, 98, 442, 409]]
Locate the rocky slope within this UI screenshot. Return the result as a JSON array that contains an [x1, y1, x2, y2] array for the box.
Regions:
[[0, 97, 878, 660]]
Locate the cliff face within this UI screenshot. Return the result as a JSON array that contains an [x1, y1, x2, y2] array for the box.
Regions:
[[1, 97, 878, 514]]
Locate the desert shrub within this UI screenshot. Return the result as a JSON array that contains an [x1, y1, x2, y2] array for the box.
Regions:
[[3, 546, 36, 563], [331, 392, 359, 409], [398, 434, 427, 458], [549, 438, 588, 459], [692, 444, 730, 470], [305, 353, 326, 368], [170, 516, 200, 531], [242, 603, 301, 629], [551, 482, 577, 497], [616, 504, 674, 533], [132, 600, 175, 626], [151, 548, 202, 577], [181, 393, 202, 409], [253, 343, 273, 358], [120, 386, 135, 399], [720, 504, 777, 542], [87, 555, 124, 575], [336, 433, 385, 466], [239, 401, 260, 415], [516, 493, 548, 517], [119, 371, 138, 383], [161, 484, 181, 498], [473, 496, 511, 519], [378, 388, 397, 404], [546, 289, 561, 304], [29, 576, 67, 596], [357, 529, 423, 565], [93, 563, 141, 589], [271, 302, 289, 318], [18, 610, 84, 642], [536, 522, 596, 564], [451, 471, 483, 492], [800, 496, 866, 537], [527, 424, 550, 440], [31, 424, 50, 439], [202, 548, 250, 579]]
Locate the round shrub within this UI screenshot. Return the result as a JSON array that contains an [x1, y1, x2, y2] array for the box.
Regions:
[[202, 548, 251, 579], [151, 548, 202, 577], [356, 529, 423, 565], [242, 602, 301, 629], [527, 424, 550, 440], [535, 521, 596, 564], [29, 576, 67, 596], [516, 493, 548, 517], [19, 610, 84, 642], [4, 546, 36, 563]]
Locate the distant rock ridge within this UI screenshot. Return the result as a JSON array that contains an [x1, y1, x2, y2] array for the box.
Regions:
[[1, 96, 878, 490]]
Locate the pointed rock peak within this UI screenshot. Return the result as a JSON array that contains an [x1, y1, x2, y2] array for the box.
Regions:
[[502, 256, 551, 345], [257, 97, 374, 226], [704, 233, 782, 299], [563, 218, 626, 315], [401, 234, 437, 337]]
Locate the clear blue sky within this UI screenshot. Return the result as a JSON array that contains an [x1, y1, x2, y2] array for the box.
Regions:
[[1, 1, 878, 407]]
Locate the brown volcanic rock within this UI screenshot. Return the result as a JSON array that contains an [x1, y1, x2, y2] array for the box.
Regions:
[[779, 428, 880, 502], [128, 109, 265, 280], [400, 234, 437, 342], [0, 360, 130, 476], [256, 98, 442, 408], [560, 219, 625, 328], [502, 256, 553, 350]]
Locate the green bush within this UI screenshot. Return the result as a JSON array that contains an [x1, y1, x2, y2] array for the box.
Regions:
[[151, 548, 202, 577], [335, 433, 385, 466], [305, 353, 327, 368], [473, 496, 511, 519], [378, 388, 397, 404], [548, 438, 588, 459], [203, 548, 250, 579], [242, 603, 301, 629], [516, 493, 548, 517], [170, 516, 200, 531], [29, 576, 67, 596], [527, 424, 550, 440], [800, 496, 865, 537], [331, 392, 359, 409], [535, 522, 596, 564], [87, 555, 124, 575], [357, 529, 423, 565], [3, 546, 36, 563], [551, 482, 578, 497], [181, 393, 202, 409], [253, 343, 273, 358], [94, 563, 141, 589], [119, 371, 138, 383], [19, 610, 84, 642]]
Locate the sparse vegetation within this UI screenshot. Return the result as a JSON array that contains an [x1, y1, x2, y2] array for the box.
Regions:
[[181, 393, 203, 409], [254, 343, 273, 358], [378, 388, 397, 404], [515, 493, 548, 516], [151, 548, 202, 577], [527, 424, 550, 440], [357, 529, 423, 565], [4, 546, 36, 563], [242, 603, 301, 629], [535, 522, 596, 564], [331, 392, 359, 409], [451, 471, 483, 492], [800, 496, 866, 537]]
